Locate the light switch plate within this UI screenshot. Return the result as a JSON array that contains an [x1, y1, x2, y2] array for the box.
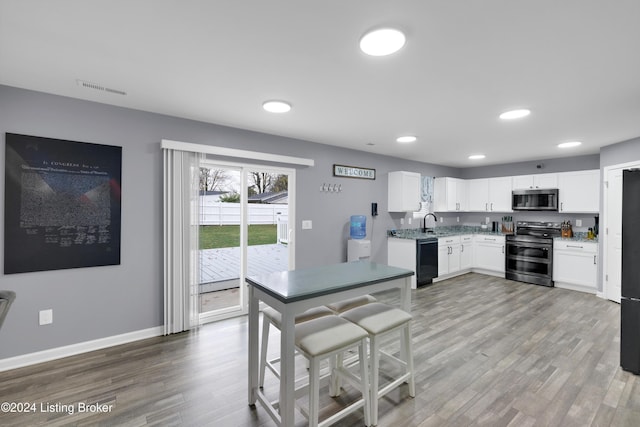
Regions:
[[39, 309, 53, 325], [302, 220, 312, 230]]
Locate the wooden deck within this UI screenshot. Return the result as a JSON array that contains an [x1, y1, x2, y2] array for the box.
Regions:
[[199, 243, 288, 289]]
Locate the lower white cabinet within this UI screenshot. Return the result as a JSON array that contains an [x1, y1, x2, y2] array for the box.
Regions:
[[460, 235, 474, 270], [387, 237, 417, 289], [553, 240, 598, 293], [438, 236, 461, 277], [436, 235, 475, 280], [473, 235, 506, 275]]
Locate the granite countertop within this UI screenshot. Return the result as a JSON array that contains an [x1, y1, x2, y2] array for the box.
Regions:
[[554, 233, 599, 243], [388, 225, 511, 240], [388, 226, 599, 243]]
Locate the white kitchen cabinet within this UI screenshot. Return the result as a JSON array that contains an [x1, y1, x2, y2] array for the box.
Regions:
[[387, 237, 417, 289], [434, 177, 467, 212], [488, 177, 513, 212], [467, 179, 490, 211], [473, 235, 505, 275], [438, 236, 461, 277], [388, 171, 421, 212], [459, 235, 474, 270], [467, 177, 512, 212], [553, 240, 598, 293], [512, 173, 558, 190], [558, 170, 600, 213]]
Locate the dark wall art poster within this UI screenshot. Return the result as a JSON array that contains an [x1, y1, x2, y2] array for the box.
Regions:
[[4, 133, 122, 274]]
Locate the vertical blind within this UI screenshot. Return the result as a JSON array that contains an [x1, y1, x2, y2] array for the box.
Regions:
[[163, 148, 201, 334]]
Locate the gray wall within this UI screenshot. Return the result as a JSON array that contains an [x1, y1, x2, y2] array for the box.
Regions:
[[0, 85, 455, 359], [460, 154, 600, 179]]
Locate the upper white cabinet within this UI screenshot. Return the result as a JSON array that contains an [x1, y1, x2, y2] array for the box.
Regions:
[[434, 177, 468, 212], [558, 170, 600, 213], [512, 173, 558, 190], [467, 177, 512, 212], [388, 171, 421, 212]]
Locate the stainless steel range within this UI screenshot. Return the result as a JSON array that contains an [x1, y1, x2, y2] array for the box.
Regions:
[[505, 221, 562, 287]]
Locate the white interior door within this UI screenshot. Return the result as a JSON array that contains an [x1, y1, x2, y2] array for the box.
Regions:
[[605, 168, 623, 303]]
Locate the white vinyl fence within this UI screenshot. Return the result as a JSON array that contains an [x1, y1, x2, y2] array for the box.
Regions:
[[200, 200, 289, 243]]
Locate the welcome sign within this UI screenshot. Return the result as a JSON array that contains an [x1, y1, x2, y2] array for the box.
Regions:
[[333, 164, 376, 180]]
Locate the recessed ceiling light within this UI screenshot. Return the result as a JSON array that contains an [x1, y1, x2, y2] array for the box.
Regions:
[[499, 109, 531, 120], [469, 154, 486, 160], [396, 135, 417, 143], [558, 141, 582, 148], [359, 28, 406, 56], [262, 100, 291, 113]]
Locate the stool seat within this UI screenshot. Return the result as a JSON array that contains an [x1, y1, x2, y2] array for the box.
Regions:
[[263, 306, 334, 329], [296, 315, 369, 356], [325, 295, 376, 314], [340, 302, 412, 335]]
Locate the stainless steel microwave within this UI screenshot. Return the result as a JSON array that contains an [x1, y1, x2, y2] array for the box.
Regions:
[[511, 188, 559, 211]]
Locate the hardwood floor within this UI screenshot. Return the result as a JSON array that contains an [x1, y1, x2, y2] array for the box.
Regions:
[[2, 273, 639, 426]]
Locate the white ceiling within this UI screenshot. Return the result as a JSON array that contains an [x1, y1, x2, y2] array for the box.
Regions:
[[1, 1, 639, 167]]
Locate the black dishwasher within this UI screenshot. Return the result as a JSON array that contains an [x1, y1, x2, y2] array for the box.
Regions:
[[416, 238, 438, 286]]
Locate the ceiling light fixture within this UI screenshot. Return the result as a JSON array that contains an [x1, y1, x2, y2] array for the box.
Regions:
[[499, 109, 531, 120], [558, 141, 582, 148], [359, 28, 406, 56], [262, 100, 291, 113], [469, 154, 486, 160], [396, 135, 417, 143]]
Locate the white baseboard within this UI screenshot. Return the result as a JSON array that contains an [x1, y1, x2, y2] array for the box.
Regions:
[[0, 326, 163, 372]]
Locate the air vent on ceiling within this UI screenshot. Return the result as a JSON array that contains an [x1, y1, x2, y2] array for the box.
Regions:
[[76, 79, 126, 96]]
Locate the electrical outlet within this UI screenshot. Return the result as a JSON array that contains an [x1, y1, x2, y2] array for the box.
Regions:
[[439, 217, 444, 223], [39, 309, 53, 325], [400, 218, 404, 225], [457, 216, 460, 223], [408, 218, 412, 225], [485, 217, 490, 224], [576, 219, 582, 227]]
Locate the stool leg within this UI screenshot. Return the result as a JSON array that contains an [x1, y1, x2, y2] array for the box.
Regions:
[[370, 335, 380, 426], [359, 338, 371, 427], [329, 353, 343, 397], [403, 323, 416, 397], [259, 315, 271, 388], [309, 356, 320, 427]]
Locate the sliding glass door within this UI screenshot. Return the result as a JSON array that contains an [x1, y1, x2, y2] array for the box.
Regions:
[[198, 160, 294, 323]]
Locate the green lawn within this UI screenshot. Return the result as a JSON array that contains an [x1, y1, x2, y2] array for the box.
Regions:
[[199, 224, 277, 249]]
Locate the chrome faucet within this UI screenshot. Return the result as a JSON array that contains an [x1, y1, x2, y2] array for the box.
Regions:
[[423, 213, 438, 233]]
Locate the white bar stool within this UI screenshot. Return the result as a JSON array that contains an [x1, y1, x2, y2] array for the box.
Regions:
[[294, 315, 371, 427], [259, 306, 334, 388], [340, 302, 415, 426]]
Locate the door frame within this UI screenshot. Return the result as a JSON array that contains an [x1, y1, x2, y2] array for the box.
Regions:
[[198, 158, 296, 323], [602, 160, 640, 302]]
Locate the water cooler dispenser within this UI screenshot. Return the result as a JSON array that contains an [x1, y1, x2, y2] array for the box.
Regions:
[[347, 215, 371, 262]]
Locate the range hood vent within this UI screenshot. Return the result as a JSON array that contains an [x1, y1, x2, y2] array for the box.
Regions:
[[76, 79, 126, 96]]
